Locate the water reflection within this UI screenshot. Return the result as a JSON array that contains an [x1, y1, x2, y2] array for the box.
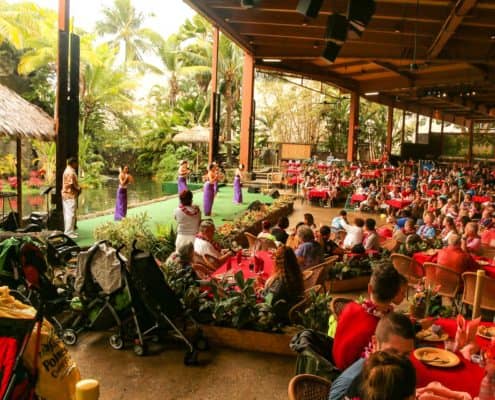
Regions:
[[21, 177, 164, 216]]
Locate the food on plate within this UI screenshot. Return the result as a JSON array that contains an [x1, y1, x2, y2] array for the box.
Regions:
[[478, 326, 495, 338], [416, 324, 448, 341]]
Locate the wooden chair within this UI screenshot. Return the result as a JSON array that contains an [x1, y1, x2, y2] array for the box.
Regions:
[[390, 253, 424, 287], [304, 258, 337, 289], [244, 232, 257, 250], [423, 262, 461, 301], [329, 297, 352, 318], [382, 238, 399, 253], [324, 255, 339, 264], [288, 285, 323, 325], [302, 266, 325, 290], [253, 238, 277, 252], [288, 374, 331, 400], [461, 272, 495, 315]]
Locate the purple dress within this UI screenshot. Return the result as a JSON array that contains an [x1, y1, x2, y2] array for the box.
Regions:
[[233, 175, 243, 204], [203, 181, 215, 216], [178, 175, 188, 194], [114, 187, 127, 221]]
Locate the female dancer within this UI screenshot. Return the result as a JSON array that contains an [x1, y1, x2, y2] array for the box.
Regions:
[[178, 160, 190, 193], [114, 165, 133, 221], [233, 163, 244, 204], [203, 163, 217, 216]]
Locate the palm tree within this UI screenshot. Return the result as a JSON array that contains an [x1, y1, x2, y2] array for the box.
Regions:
[[95, 0, 160, 70]]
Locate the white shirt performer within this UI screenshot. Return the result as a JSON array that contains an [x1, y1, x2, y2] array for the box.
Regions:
[[61, 157, 81, 238]]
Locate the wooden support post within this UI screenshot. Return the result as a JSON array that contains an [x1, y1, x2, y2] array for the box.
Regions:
[[400, 109, 406, 156], [415, 113, 420, 143], [439, 119, 445, 156], [472, 269, 485, 319], [209, 26, 219, 165], [16, 138, 22, 227], [386, 105, 393, 154], [468, 120, 474, 165], [240, 52, 255, 171], [347, 92, 359, 162]]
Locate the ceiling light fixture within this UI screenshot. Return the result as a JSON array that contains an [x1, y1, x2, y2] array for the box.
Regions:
[[262, 58, 282, 63], [365, 91, 379, 96]]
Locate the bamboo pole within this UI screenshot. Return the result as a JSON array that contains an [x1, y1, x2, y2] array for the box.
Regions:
[[472, 269, 485, 319], [16, 138, 22, 227]]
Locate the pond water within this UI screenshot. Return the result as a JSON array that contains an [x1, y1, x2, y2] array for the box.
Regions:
[[8, 177, 165, 217]]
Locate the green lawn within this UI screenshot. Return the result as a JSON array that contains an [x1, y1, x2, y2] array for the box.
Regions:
[[74, 186, 272, 247]]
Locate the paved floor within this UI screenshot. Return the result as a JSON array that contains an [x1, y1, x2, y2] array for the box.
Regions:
[[71, 332, 294, 400]]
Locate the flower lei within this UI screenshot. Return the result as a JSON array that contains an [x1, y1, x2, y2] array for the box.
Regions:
[[361, 299, 393, 318], [179, 204, 200, 217], [195, 231, 222, 252]]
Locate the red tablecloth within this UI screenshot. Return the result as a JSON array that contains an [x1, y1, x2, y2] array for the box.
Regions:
[[430, 179, 445, 186], [361, 170, 381, 179], [213, 251, 275, 284], [340, 180, 352, 187], [350, 165, 358, 170], [308, 188, 329, 200], [467, 183, 481, 189], [413, 318, 494, 397], [351, 194, 367, 204], [288, 176, 304, 185], [376, 227, 393, 239], [382, 167, 395, 172], [386, 199, 412, 209], [473, 195, 490, 203], [287, 168, 302, 175]]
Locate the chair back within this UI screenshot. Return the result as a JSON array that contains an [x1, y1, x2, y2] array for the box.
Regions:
[[303, 266, 324, 290], [307, 258, 338, 287], [391, 253, 424, 285], [288, 285, 323, 324], [254, 238, 277, 252], [244, 232, 257, 250], [324, 255, 339, 264], [330, 297, 352, 318], [462, 272, 495, 312], [423, 262, 461, 299], [288, 374, 331, 400], [382, 238, 398, 252]]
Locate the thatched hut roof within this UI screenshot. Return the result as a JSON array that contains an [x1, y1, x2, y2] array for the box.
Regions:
[[0, 84, 55, 141], [173, 125, 210, 144]]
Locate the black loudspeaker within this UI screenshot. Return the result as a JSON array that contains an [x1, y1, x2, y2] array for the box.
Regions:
[[326, 14, 348, 44], [296, 0, 324, 18], [347, 0, 376, 28], [248, 185, 261, 193], [322, 41, 342, 63], [269, 190, 280, 199]]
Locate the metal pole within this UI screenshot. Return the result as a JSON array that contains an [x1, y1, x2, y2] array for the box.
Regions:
[[472, 269, 485, 319], [16, 138, 22, 227]]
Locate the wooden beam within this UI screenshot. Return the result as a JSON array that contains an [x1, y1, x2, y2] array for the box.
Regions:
[[427, 0, 479, 59], [209, 26, 219, 164], [467, 119, 474, 164], [16, 138, 22, 228], [386, 105, 394, 154], [401, 109, 406, 156], [240, 52, 255, 171], [347, 92, 359, 161], [373, 61, 415, 82]]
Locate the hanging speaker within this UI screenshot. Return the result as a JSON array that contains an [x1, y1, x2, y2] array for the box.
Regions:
[[322, 41, 342, 63], [296, 0, 324, 19], [325, 14, 349, 44], [347, 0, 376, 28]]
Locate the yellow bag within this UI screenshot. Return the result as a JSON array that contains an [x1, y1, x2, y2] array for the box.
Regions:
[[23, 319, 81, 400]]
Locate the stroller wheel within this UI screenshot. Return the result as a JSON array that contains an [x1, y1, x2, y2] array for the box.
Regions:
[[62, 329, 78, 346], [133, 343, 147, 356], [184, 350, 199, 366], [109, 334, 124, 350]]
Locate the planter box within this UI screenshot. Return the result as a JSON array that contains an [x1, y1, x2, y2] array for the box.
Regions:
[[200, 324, 297, 357], [326, 275, 371, 293]]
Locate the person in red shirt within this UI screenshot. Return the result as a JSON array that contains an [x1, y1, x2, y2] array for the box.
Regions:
[[436, 233, 478, 274], [332, 262, 404, 371]]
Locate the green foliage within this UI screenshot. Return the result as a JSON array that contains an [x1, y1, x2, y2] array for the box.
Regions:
[[330, 256, 374, 280], [93, 213, 155, 258], [152, 224, 177, 262], [296, 290, 332, 332], [0, 153, 16, 176]]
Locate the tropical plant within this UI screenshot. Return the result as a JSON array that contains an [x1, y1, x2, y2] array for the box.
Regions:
[[0, 153, 16, 176], [95, 0, 161, 70], [152, 224, 177, 262], [32, 140, 56, 184], [296, 290, 332, 332]]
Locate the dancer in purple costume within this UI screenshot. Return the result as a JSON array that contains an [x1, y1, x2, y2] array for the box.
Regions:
[[203, 163, 217, 216], [114, 165, 133, 221], [177, 160, 190, 194], [233, 163, 244, 204]]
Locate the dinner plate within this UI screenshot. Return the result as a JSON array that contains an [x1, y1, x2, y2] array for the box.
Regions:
[[477, 326, 495, 340], [414, 347, 460, 368], [477, 260, 490, 266], [416, 329, 449, 342]]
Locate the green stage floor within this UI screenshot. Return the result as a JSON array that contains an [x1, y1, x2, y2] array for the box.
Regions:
[[74, 187, 272, 247]]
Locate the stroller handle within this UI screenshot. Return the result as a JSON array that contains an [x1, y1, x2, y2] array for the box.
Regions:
[[116, 244, 126, 264]]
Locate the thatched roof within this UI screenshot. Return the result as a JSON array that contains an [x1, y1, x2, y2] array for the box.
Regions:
[[173, 125, 210, 144], [0, 84, 55, 141]]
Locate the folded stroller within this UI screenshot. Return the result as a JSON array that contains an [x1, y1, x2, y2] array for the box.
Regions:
[[45, 233, 80, 268], [124, 241, 207, 365]]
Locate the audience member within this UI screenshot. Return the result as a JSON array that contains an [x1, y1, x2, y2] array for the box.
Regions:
[[294, 225, 324, 269]]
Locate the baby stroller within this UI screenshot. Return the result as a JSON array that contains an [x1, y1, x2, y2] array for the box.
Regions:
[[123, 241, 207, 365], [45, 233, 80, 269], [0, 238, 72, 344], [0, 290, 43, 400]]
